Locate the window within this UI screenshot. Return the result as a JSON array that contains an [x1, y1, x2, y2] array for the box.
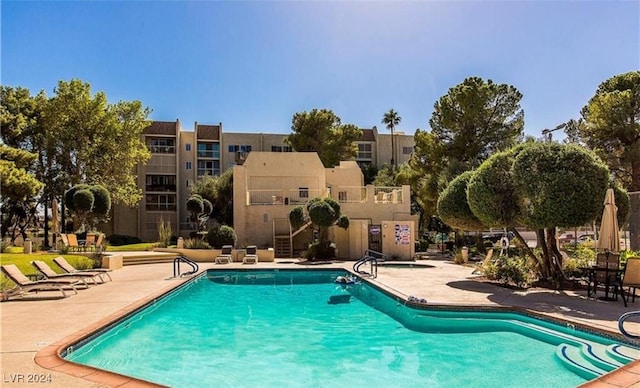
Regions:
[[338, 191, 348, 202], [146, 194, 176, 211], [197, 160, 220, 177], [357, 143, 372, 159], [197, 142, 220, 158], [402, 146, 413, 155], [145, 175, 176, 192], [186, 161, 192, 170], [186, 144, 191, 151], [228, 145, 252, 153], [299, 187, 309, 198], [147, 138, 175, 154], [271, 145, 293, 152]]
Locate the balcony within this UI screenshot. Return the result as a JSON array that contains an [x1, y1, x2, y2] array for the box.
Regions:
[[246, 188, 329, 206], [374, 187, 404, 204]]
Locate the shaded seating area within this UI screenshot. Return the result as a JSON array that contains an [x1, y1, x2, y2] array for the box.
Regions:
[[215, 245, 233, 264], [1, 264, 79, 300], [243, 245, 258, 264], [53, 256, 113, 281], [31, 260, 105, 287]]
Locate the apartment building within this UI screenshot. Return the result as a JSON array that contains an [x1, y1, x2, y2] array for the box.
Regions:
[[109, 120, 416, 246]]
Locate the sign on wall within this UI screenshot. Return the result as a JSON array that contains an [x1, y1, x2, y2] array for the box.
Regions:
[[394, 224, 411, 245]]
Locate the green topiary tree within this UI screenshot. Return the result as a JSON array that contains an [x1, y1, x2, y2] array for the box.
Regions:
[[512, 143, 609, 281], [206, 225, 237, 249], [186, 195, 205, 232], [64, 183, 112, 232], [460, 142, 610, 282], [289, 197, 350, 261], [437, 170, 485, 231], [71, 189, 94, 231]]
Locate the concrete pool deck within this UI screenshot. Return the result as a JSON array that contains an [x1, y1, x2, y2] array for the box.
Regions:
[[2, 255, 640, 387]]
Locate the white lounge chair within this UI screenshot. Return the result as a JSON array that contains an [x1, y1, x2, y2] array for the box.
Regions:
[[216, 245, 233, 264], [243, 245, 258, 264]]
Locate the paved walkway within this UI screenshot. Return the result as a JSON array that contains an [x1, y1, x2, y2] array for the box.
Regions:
[[1, 257, 640, 387]]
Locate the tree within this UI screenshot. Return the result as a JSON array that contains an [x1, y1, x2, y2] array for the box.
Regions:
[[0, 145, 44, 242], [289, 197, 349, 261], [285, 109, 362, 167], [186, 194, 212, 232], [579, 71, 640, 250], [409, 77, 524, 224], [430, 76, 524, 170], [63, 183, 111, 231], [382, 109, 401, 171], [190, 169, 234, 226], [437, 170, 484, 231], [1, 80, 151, 245], [460, 143, 611, 281]]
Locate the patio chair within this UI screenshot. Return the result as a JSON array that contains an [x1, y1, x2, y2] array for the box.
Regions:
[[84, 233, 97, 251], [1, 264, 79, 299], [243, 245, 259, 264], [66, 233, 81, 252], [619, 257, 640, 307], [59, 233, 70, 250], [94, 233, 106, 252], [592, 252, 621, 299], [215, 245, 233, 264], [31, 260, 104, 287], [53, 256, 113, 281]]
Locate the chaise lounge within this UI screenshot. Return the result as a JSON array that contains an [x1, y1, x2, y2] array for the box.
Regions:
[[243, 245, 258, 264], [53, 256, 113, 281], [31, 260, 105, 286], [215, 245, 233, 264], [1, 264, 80, 300]]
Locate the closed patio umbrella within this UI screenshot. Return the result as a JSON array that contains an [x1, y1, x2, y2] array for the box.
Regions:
[[596, 188, 620, 253]]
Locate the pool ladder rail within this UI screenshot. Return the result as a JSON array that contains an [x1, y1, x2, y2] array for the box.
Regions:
[[173, 255, 199, 278], [353, 249, 386, 279], [619, 311, 640, 340]]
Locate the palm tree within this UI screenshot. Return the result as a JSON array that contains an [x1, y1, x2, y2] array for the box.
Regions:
[[382, 109, 401, 171]]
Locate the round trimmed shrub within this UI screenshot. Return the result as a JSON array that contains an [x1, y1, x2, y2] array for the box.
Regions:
[[206, 225, 237, 249], [73, 189, 94, 212], [65, 184, 90, 211], [89, 185, 111, 216]]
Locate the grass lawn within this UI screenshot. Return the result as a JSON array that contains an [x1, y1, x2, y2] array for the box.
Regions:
[[0, 253, 97, 289], [105, 242, 158, 252]]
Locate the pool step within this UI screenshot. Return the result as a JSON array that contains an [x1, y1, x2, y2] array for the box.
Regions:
[[556, 344, 607, 380], [580, 343, 625, 371], [606, 344, 640, 364]]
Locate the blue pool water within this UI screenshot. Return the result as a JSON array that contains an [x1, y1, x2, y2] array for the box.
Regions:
[[65, 270, 628, 387]]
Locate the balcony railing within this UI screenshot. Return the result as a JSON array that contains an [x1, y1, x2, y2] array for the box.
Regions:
[[247, 188, 329, 206], [330, 186, 367, 203], [374, 187, 404, 204]]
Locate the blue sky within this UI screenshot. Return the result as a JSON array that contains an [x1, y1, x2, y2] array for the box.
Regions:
[[2, 1, 638, 137]]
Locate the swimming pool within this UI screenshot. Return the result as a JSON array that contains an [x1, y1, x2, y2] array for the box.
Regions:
[[65, 269, 638, 387]]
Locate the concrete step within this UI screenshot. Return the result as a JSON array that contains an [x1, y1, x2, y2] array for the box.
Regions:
[[122, 253, 178, 266]]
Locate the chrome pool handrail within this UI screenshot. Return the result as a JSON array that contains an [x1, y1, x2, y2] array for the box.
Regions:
[[618, 311, 640, 340]]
